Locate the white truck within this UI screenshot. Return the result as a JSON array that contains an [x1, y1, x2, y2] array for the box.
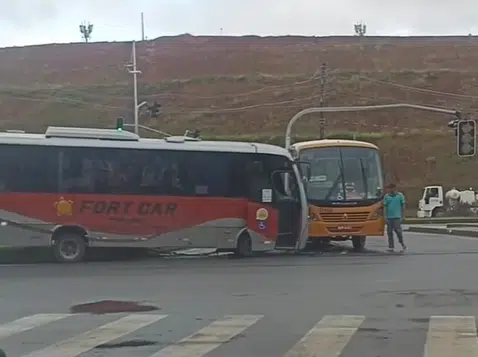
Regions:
[[417, 185, 478, 218]]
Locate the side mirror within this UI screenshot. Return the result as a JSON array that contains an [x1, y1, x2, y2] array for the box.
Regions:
[[288, 147, 299, 160]]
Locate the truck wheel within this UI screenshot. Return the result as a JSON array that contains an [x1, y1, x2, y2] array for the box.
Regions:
[[52, 233, 86, 263], [432, 208, 445, 217], [351, 236, 366, 252], [234, 234, 252, 258]]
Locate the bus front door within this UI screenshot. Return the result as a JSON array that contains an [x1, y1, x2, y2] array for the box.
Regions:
[[271, 171, 302, 249]]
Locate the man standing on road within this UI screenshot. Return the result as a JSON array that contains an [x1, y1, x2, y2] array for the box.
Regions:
[[384, 183, 407, 253]]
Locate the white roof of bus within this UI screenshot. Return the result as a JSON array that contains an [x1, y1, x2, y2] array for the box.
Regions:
[[0, 130, 291, 157]]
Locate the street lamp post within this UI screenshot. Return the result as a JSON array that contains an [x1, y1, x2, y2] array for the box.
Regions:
[[126, 41, 147, 135]]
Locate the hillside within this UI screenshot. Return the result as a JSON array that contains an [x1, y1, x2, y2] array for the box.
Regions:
[[1, 34, 478, 206]]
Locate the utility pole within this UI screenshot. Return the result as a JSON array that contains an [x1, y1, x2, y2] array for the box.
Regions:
[[318, 62, 328, 139], [141, 13, 145, 41], [126, 41, 147, 134]]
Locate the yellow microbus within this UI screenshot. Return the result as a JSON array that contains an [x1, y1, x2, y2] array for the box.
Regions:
[[291, 139, 385, 251]]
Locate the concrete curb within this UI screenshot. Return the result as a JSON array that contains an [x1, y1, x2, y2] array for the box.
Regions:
[[407, 226, 478, 238], [404, 218, 478, 225], [446, 223, 478, 228]]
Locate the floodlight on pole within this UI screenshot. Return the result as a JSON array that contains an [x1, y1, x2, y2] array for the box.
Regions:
[[79, 21, 93, 42]]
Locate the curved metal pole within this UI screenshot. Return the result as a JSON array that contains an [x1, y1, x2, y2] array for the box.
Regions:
[[285, 103, 459, 149]]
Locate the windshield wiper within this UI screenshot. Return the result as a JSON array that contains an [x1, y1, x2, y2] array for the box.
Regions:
[[324, 159, 345, 201], [324, 173, 341, 201], [359, 158, 368, 199]]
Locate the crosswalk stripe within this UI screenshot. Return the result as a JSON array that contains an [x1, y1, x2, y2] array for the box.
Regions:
[[148, 314, 263, 357], [0, 314, 72, 339], [283, 315, 365, 357], [425, 316, 478, 357], [19, 314, 167, 357]]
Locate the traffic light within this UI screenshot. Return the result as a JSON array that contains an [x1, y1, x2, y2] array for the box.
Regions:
[[116, 117, 124, 131], [457, 119, 476, 157], [149, 101, 162, 118], [191, 129, 200, 138]]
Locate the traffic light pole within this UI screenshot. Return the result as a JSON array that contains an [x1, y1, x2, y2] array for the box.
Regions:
[[123, 123, 171, 137], [283, 103, 462, 230], [285, 103, 460, 150]]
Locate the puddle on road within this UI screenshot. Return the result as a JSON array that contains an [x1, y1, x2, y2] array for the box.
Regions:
[[70, 300, 159, 314], [96, 340, 158, 349]]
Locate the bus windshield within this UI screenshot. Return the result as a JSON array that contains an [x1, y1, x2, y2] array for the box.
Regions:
[[299, 146, 384, 205]]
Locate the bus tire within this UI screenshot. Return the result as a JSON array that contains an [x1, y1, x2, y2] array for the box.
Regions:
[[351, 236, 366, 252], [234, 234, 252, 258], [52, 232, 87, 263]]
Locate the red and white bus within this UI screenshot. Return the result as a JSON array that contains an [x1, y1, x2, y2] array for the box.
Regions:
[[0, 126, 309, 262]]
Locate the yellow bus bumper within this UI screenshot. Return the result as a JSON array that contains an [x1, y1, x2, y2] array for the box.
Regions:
[[307, 203, 385, 240], [307, 219, 385, 240]]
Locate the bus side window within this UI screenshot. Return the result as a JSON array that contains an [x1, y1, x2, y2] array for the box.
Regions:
[[272, 171, 298, 202], [245, 158, 272, 203], [175, 151, 236, 197], [0, 144, 58, 193]]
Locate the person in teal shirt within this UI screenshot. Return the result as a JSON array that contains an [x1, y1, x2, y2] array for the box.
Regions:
[[383, 183, 407, 252]]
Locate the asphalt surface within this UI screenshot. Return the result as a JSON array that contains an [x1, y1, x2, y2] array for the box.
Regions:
[[1, 232, 478, 357]]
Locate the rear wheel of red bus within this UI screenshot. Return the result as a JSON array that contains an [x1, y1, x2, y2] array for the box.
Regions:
[[234, 233, 252, 258], [52, 232, 87, 263]]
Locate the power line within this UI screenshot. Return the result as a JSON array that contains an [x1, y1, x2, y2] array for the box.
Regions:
[[361, 76, 478, 100], [0, 72, 321, 102]]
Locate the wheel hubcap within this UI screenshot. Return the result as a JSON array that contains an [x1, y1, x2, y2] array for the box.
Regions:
[[59, 239, 79, 260]]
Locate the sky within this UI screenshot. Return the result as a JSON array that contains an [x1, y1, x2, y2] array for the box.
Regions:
[[1, 0, 478, 47]]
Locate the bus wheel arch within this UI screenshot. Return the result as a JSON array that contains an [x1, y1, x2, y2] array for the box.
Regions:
[[51, 225, 88, 263], [351, 236, 366, 252], [234, 230, 252, 258]]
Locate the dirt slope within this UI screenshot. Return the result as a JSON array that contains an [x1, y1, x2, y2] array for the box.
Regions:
[[1, 34, 478, 206]]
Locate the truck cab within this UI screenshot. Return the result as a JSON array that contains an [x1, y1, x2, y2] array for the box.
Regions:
[[417, 185, 444, 218]]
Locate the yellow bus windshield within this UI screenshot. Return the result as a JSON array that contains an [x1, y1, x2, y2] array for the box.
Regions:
[[299, 146, 384, 204]]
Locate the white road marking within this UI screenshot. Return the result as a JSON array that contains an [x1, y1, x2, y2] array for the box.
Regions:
[[20, 314, 167, 357], [283, 315, 364, 357], [0, 314, 71, 339], [424, 316, 478, 357], [419, 234, 478, 241], [148, 314, 263, 357]]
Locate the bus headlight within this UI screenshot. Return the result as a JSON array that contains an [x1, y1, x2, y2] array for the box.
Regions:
[[368, 207, 383, 220], [308, 208, 319, 221]]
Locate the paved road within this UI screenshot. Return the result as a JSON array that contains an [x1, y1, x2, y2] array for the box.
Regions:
[[1, 231, 478, 357]]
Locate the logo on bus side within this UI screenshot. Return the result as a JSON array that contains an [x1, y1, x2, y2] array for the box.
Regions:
[[54, 197, 74, 216], [256, 208, 269, 221], [79, 200, 177, 216]]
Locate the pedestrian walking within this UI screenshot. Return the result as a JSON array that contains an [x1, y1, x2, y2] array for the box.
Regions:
[[384, 183, 407, 253]]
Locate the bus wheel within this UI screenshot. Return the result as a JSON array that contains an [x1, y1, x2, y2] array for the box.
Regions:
[[351, 236, 366, 252], [53, 233, 86, 263], [234, 234, 252, 258]]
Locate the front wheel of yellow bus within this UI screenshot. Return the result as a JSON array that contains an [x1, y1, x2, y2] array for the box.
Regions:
[[351, 236, 366, 252]]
